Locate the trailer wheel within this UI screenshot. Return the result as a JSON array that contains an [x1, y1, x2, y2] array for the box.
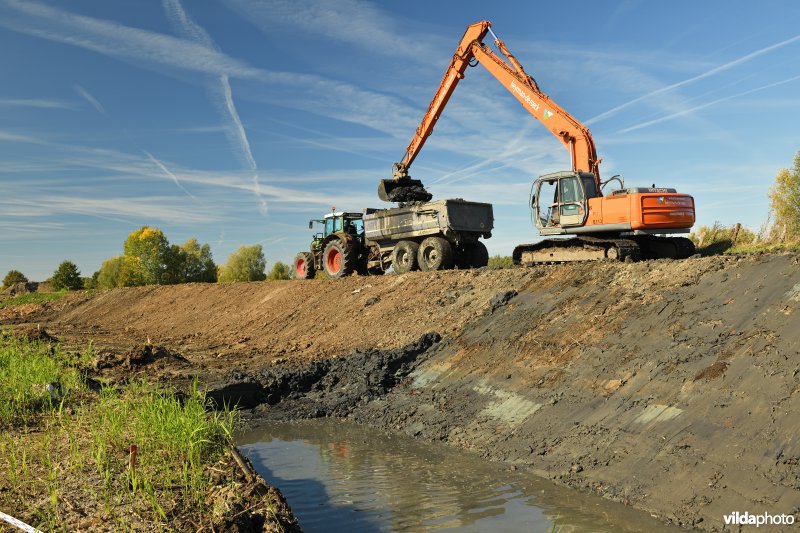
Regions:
[[465, 241, 489, 268], [392, 240, 419, 274], [323, 240, 356, 278], [293, 252, 315, 280], [418, 237, 454, 271]]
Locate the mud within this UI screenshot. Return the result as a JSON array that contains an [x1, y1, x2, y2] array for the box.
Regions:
[[6, 253, 800, 530]]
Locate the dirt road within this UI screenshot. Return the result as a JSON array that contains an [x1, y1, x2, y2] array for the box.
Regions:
[[7, 253, 800, 530]]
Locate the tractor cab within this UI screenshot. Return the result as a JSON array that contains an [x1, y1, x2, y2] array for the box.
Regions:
[[314, 211, 365, 239]]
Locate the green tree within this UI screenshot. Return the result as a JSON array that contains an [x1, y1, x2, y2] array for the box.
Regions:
[[218, 245, 267, 283], [121, 226, 171, 286], [180, 238, 217, 283], [769, 150, 800, 240], [266, 261, 290, 281], [2, 270, 28, 290], [97, 256, 124, 289], [51, 261, 83, 291], [83, 271, 100, 290]]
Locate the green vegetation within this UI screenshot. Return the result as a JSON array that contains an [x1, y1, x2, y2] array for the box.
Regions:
[[0, 332, 88, 423], [97, 255, 124, 289], [0, 291, 67, 309], [0, 332, 239, 529], [488, 255, 514, 269], [2, 270, 28, 290], [267, 261, 291, 280], [51, 260, 83, 291], [170, 238, 217, 283], [94, 227, 218, 289], [218, 244, 267, 283], [768, 150, 800, 241], [688, 150, 800, 256]]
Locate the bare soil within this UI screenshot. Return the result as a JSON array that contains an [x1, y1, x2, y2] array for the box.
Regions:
[[5, 253, 800, 530]]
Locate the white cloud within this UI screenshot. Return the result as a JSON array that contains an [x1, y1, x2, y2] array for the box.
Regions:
[[222, 0, 433, 58]]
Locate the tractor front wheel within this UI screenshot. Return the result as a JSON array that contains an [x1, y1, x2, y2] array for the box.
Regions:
[[293, 252, 315, 280]]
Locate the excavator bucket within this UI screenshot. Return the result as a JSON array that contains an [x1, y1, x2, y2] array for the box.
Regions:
[[377, 178, 432, 203]]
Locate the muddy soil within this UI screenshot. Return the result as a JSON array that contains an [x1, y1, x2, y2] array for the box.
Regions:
[[6, 253, 800, 530]]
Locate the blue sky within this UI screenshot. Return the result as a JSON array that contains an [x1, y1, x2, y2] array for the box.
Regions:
[[1, 0, 799, 280]]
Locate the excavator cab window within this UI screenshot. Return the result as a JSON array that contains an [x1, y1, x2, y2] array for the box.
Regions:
[[557, 176, 587, 227], [533, 175, 588, 229]]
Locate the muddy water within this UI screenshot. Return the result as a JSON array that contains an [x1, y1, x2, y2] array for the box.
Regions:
[[237, 419, 678, 532]]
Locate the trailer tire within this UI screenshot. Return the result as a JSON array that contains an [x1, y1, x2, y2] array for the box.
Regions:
[[323, 240, 356, 278], [293, 252, 316, 280], [464, 241, 489, 268], [392, 240, 419, 274], [418, 237, 454, 271]]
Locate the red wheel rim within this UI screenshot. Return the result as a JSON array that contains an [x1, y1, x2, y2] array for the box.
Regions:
[[296, 258, 306, 277], [326, 248, 341, 274]]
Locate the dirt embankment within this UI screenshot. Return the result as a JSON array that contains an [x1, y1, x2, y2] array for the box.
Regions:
[[7, 253, 800, 530]]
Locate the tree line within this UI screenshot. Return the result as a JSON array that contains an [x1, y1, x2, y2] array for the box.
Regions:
[[2, 226, 290, 292]]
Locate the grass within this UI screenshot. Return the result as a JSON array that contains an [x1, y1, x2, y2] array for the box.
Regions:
[[0, 331, 240, 530], [0, 290, 67, 309], [689, 222, 800, 256]]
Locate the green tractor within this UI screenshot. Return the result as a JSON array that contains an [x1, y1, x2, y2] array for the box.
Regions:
[[293, 210, 369, 279]]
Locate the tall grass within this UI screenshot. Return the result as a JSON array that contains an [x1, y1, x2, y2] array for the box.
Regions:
[[0, 331, 86, 423], [0, 332, 239, 528]]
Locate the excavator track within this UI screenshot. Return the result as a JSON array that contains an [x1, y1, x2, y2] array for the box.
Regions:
[[512, 237, 640, 265], [512, 235, 695, 266]]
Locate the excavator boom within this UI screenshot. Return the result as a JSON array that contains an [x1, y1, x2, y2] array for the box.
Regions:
[[379, 20, 600, 201]]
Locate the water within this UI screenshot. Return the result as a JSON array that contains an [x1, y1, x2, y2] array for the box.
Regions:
[[237, 419, 678, 533]]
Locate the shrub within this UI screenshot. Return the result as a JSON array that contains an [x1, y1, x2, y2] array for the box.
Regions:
[[218, 245, 266, 283], [97, 256, 124, 289], [487, 255, 514, 269], [266, 261, 290, 281], [2, 270, 28, 290]]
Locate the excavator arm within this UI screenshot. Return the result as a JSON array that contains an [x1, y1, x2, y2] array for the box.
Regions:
[[379, 20, 601, 202]]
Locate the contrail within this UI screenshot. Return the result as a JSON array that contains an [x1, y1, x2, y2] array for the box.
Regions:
[[618, 74, 800, 134], [163, 0, 267, 213], [587, 32, 800, 125], [143, 150, 199, 201], [73, 84, 107, 115]]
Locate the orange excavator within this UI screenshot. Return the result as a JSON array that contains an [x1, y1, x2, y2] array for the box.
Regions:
[[378, 20, 696, 263]]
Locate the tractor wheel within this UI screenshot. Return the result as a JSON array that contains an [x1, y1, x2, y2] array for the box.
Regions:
[[323, 240, 357, 278], [465, 241, 489, 268], [418, 236, 454, 271], [392, 240, 419, 274], [293, 252, 315, 280]]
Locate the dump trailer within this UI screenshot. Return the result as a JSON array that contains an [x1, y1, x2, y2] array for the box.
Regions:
[[293, 199, 493, 279]]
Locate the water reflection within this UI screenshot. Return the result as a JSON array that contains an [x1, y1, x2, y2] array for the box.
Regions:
[[238, 419, 677, 532]]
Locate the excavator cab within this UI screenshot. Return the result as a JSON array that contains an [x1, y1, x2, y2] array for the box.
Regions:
[[532, 171, 595, 234]]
